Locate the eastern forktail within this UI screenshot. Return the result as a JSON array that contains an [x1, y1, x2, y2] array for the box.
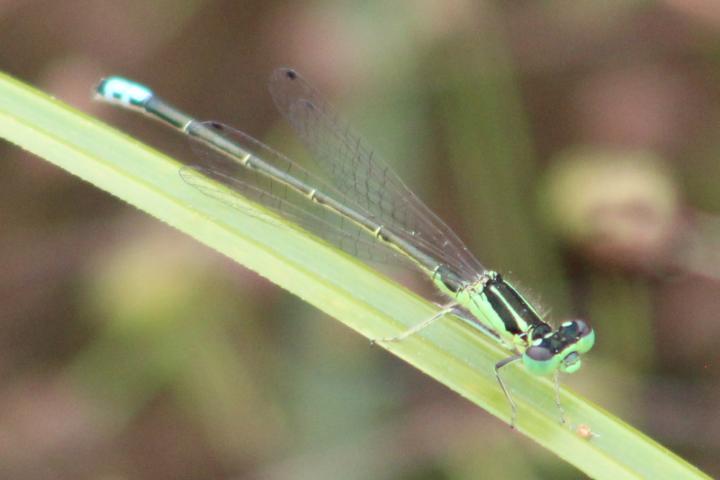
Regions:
[[95, 68, 595, 427]]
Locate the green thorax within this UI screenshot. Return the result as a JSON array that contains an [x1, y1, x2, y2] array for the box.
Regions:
[[432, 269, 595, 375]]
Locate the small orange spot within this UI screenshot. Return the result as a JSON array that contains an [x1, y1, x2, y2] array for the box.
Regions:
[[576, 423, 595, 440]]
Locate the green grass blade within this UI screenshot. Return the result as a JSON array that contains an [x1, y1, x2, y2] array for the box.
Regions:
[[0, 71, 710, 479]]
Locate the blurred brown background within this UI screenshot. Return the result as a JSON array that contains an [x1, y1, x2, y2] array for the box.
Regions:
[[2, 1, 720, 478]]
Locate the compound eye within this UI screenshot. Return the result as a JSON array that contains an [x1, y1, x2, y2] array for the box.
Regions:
[[562, 319, 591, 338], [526, 345, 553, 362], [574, 319, 591, 337]]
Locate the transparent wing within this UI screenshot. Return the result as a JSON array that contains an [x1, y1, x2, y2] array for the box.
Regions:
[[182, 123, 409, 266], [268, 68, 486, 280]]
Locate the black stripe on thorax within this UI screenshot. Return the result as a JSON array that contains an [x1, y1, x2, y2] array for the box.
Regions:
[[483, 274, 548, 336]]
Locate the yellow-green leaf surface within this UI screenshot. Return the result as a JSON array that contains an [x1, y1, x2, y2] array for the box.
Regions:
[[0, 72, 709, 480]]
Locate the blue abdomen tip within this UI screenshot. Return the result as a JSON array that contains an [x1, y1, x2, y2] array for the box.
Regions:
[[96, 76, 153, 107]]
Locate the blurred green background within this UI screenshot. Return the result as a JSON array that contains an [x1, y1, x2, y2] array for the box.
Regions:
[[2, 1, 720, 478]]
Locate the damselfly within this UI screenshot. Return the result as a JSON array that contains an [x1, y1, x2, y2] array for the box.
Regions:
[[95, 69, 595, 427]]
